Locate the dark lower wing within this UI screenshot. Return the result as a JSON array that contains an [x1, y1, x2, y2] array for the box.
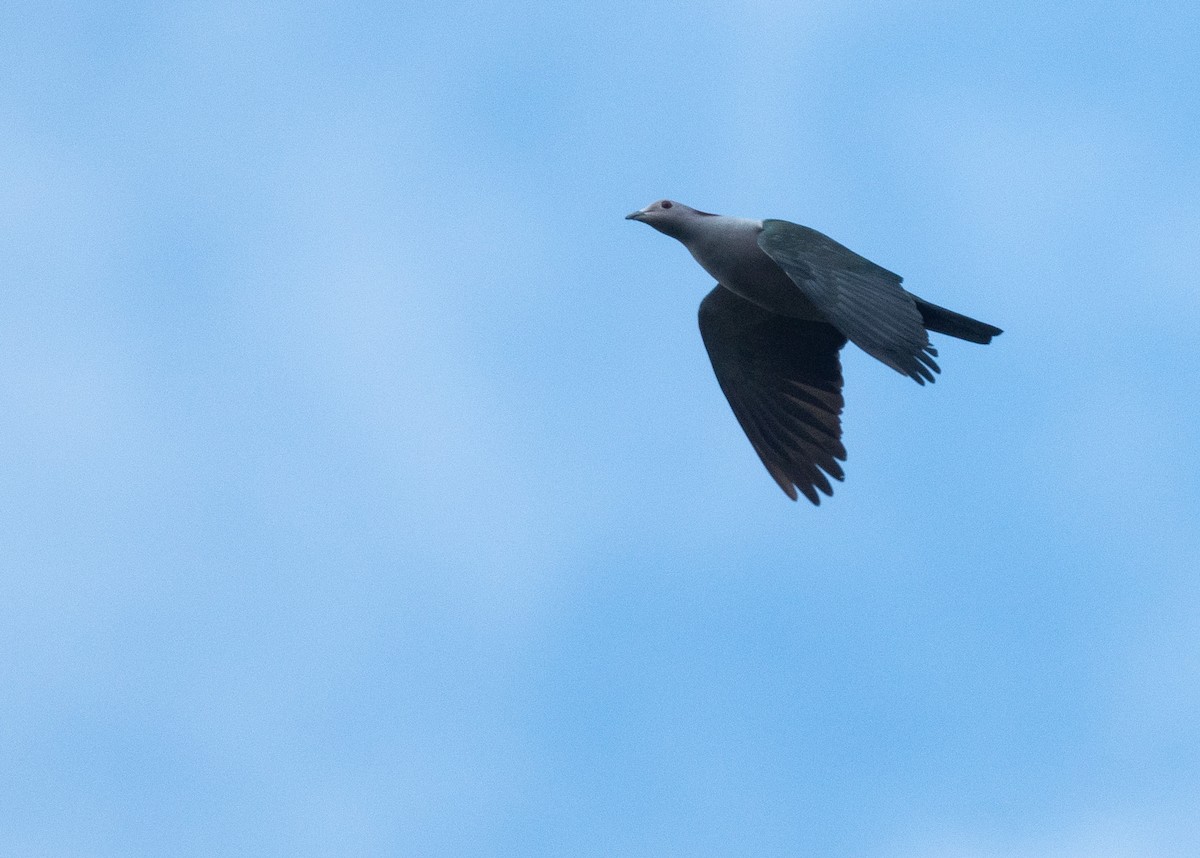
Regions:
[[698, 285, 848, 504]]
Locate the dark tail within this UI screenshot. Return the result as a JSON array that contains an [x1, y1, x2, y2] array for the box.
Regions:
[[914, 297, 1003, 344]]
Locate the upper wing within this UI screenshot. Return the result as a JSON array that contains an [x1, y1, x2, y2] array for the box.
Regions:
[[698, 284, 848, 504], [757, 219, 940, 384]]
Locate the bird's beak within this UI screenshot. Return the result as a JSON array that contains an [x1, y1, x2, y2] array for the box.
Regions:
[[625, 210, 646, 221]]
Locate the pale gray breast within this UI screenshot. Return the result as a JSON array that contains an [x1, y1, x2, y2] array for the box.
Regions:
[[686, 217, 823, 321]]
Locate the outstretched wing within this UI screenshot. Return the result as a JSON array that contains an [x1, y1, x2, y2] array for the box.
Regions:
[[757, 219, 940, 384], [698, 284, 848, 504]]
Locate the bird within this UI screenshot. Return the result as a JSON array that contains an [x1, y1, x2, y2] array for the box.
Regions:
[[626, 199, 1002, 504]]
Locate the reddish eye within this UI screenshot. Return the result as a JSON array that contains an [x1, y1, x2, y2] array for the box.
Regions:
[[661, 200, 673, 209]]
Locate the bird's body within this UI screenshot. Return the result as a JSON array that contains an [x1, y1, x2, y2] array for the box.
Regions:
[[683, 216, 826, 321], [626, 199, 1002, 504]]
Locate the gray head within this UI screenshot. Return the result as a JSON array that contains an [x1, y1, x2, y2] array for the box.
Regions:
[[625, 199, 718, 240]]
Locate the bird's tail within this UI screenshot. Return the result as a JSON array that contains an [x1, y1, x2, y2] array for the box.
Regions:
[[914, 298, 1003, 344]]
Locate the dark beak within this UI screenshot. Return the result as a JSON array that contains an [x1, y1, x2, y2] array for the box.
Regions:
[[625, 210, 646, 221]]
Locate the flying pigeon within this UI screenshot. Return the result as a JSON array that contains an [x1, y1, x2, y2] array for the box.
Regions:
[[626, 199, 1002, 504]]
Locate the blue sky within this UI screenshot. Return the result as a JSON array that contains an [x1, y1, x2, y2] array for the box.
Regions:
[[3, 1, 1199, 855]]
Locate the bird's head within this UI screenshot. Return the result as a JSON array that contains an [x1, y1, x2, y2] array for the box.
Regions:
[[625, 199, 717, 240]]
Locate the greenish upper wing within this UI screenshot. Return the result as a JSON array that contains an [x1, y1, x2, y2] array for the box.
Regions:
[[698, 284, 848, 504], [757, 219, 940, 384]]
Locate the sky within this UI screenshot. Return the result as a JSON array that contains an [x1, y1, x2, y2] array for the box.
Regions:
[[2, 1, 1199, 855]]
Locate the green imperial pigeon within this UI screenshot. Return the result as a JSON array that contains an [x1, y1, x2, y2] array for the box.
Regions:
[[626, 199, 1002, 504]]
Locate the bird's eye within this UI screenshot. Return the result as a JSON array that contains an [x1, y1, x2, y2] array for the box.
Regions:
[[660, 200, 673, 209]]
